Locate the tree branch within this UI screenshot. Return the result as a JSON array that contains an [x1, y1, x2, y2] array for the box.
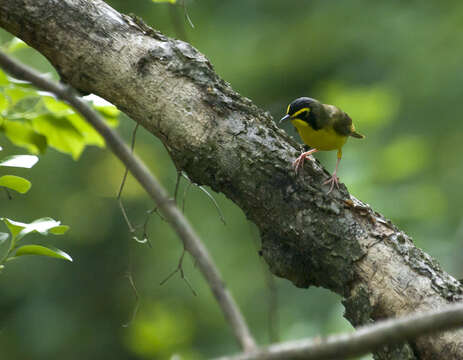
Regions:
[[2, 1, 463, 358], [216, 303, 463, 360], [0, 50, 257, 353]]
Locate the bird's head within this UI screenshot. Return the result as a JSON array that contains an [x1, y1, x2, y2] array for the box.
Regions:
[[280, 97, 324, 129]]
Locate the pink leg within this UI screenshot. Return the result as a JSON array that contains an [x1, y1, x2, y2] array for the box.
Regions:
[[323, 156, 341, 194], [293, 148, 318, 174]]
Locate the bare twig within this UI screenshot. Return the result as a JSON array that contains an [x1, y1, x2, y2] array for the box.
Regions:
[[169, 3, 188, 41], [117, 123, 139, 198], [265, 271, 279, 343], [251, 222, 279, 343], [182, 173, 226, 225], [122, 271, 140, 328], [182, 180, 193, 213], [116, 122, 150, 245], [160, 246, 197, 296], [215, 303, 463, 360], [0, 51, 257, 353], [117, 122, 139, 235], [182, 0, 195, 29], [173, 170, 182, 203]]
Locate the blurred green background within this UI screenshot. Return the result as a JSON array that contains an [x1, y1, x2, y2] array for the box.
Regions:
[[1, 1, 463, 359]]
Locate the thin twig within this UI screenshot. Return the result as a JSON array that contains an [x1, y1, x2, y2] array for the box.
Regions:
[[182, 180, 193, 213], [169, 3, 188, 41], [160, 247, 197, 296], [174, 170, 182, 203], [0, 51, 257, 353], [251, 222, 279, 342], [122, 271, 140, 328], [265, 271, 279, 343], [215, 303, 463, 360], [116, 123, 152, 246], [182, 0, 195, 29], [182, 173, 226, 225], [117, 122, 139, 235], [197, 184, 226, 225], [117, 123, 139, 199]]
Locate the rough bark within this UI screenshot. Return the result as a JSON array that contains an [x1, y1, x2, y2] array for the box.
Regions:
[[1, 1, 462, 358]]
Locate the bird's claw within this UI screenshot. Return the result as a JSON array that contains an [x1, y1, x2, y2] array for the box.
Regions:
[[323, 174, 339, 194], [293, 149, 318, 175], [292, 153, 307, 174]]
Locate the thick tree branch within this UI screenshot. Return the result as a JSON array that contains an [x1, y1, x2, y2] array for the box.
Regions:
[[2, 1, 463, 358], [0, 50, 257, 353], [216, 303, 463, 360]]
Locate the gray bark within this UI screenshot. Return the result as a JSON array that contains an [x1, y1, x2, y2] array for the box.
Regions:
[[1, 0, 462, 358]]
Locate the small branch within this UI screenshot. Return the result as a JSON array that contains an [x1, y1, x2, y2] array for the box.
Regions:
[[0, 51, 257, 353], [122, 271, 140, 328], [265, 271, 279, 343], [117, 122, 140, 199], [182, 180, 193, 213], [173, 170, 182, 203], [215, 303, 463, 360], [181, 0, 195, 29], [160, 246, 198, 296], [168, 3, 188, 41], [116, 122, 152, 245], [182, 173, 226, 225]]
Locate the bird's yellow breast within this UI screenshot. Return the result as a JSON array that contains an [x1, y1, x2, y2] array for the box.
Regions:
[[291, 119, 347, 151]]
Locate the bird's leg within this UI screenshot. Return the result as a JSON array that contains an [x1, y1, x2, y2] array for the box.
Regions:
[[323, 149, 342, 194], [293, 148, 318, 174]]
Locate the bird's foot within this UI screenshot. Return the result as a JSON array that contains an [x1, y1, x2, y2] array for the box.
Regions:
[[323, 173, 339, 194], [292, 153, 307, 174], [293, 149, 318, 174]]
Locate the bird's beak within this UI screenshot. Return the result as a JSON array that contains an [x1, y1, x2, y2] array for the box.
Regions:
[[279, 114, 291, 124]]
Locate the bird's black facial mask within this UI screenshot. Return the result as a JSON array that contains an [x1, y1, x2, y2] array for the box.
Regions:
[[280, 97, 314, 123], [282, 97, 322, 130]]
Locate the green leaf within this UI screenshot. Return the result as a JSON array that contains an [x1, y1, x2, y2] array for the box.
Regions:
[[93, 107, 119, 128], [1, 218, 27, 240], [0, 69, 8, 86], [1, 120, 47, 154], [49, 225, 70, 235], [0, 154, 39, 168], [4, 38, 29, 53], [0, 217, 69, 242], [0, 175, 31, 193], [32, 114, 85, 159], [0, 95, 7, 112], [4, 87, 38, 107], [15, 245, 72, 262], [65, 113, 105, 147], [42, 96, 74, 116], [0, 232, 9, 244], [18, 217, 69, 240], [83, 95, 119, 126]]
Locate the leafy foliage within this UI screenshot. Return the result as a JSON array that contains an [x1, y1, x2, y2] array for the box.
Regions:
[[0, 217, 72, 273], [0, 39, 120, 160], [0, 147, 71, 272], [0, 174, 31, 193]]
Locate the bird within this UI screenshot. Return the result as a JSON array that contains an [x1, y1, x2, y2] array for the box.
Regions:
[[280, 97, 364, 193]]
